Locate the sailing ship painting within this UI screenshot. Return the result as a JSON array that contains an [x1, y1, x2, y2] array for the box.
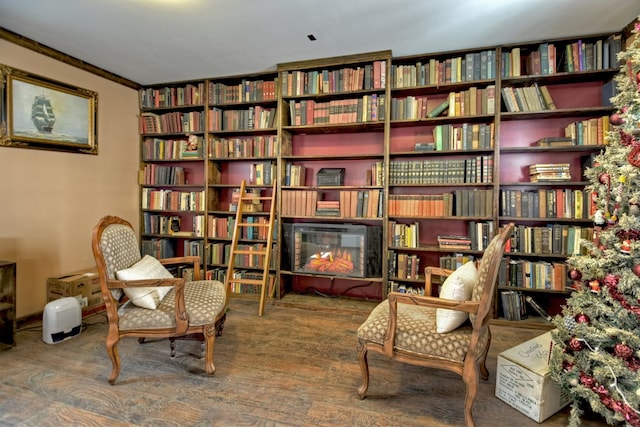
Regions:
[[31, 94, 56, 133], [7, 73, 97, 153]]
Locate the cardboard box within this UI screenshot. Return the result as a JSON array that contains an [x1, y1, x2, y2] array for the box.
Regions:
[[495, 331, 570, 423], [47, 267, 103, 310]]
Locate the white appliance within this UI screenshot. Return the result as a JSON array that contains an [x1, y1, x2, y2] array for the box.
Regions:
[[42, 297, 82, 344]]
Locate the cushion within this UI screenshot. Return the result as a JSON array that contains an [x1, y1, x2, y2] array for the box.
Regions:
[[116, 255, 174, 309], [436, 261, 478, 333]]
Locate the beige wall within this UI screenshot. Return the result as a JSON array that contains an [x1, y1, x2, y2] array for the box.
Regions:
[[0, 39, 140, 318]]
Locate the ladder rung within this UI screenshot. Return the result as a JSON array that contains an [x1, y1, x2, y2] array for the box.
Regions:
[[238, 222, 269, 227], [233, 249, 267, 256], [228, 278, 264, 286], [241, 196, 272, 201]]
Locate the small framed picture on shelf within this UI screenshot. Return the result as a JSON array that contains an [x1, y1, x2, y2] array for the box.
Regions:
[[0, 64, 98, 155]]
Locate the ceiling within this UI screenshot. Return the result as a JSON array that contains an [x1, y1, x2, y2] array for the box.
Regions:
[[1, 0, 639, 87]]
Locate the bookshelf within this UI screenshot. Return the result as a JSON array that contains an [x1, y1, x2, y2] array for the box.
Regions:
[[276, 51, 391, 300], [387, 46, 498, 295], [205, 72, 279, 297], [137, 28, 627, 326], [138, 81, 208, 263], [494, 32, 619, 327]]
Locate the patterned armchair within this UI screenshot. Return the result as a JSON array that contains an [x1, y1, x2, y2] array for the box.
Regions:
[[356, 223, 514, 427], [91, 215, 227, 384]]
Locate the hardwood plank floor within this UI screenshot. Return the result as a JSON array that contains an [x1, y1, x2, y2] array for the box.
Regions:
[[0, 295, 609, 426]]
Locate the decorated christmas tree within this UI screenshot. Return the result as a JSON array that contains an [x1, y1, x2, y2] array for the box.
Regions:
[[550, 19, 640, 427]]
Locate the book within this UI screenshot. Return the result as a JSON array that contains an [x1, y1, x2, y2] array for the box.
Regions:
[[427, 99, 450, 118], [535, 137, 574, 147], [525, 296, 552, 322]]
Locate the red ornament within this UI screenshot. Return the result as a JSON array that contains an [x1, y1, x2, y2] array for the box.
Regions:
[[569, 269, 582, 280], [589, 279, 601, 292], [633, 264, 640, 278], [575, 313, 590, 324], [629, 146, 640, 168], [636, 71, 640, 84], [599, 173, 611, 185], [569, 337, 584, 351], [610, 112, 625, 125], [615, 343, 634, 359]]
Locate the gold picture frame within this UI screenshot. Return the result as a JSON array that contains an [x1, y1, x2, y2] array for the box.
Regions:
[[0, 64, 98, 154]]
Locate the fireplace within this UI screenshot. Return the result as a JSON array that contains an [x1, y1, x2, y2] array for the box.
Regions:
[[287, 223, 382, 278]]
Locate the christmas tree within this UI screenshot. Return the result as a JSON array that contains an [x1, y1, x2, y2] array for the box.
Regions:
[[550, 19, 640, 427]]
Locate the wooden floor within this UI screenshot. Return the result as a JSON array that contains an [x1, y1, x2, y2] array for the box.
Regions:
[[0, 294, 609, 427]]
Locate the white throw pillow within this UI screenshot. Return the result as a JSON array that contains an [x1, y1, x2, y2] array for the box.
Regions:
[[436, 261, 478, 333], [116, 255, 174, 309]]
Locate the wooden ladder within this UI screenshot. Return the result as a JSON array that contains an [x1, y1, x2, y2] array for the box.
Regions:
[[225, 179, 277, 316]]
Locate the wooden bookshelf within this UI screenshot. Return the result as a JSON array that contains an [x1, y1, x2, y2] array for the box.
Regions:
[[137, 30, 626, 326]]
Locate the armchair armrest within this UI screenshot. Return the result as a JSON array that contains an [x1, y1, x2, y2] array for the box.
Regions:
[[159, 255, 202, 280], [424, 266, 454, 296]]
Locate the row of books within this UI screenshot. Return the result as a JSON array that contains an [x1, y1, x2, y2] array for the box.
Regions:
[[431, 122, 495, 151], [280, 189, 383, 218], [208, 79, 277, 104], [142, 136, 204, 160], [388, 193, 453, 217], [139, 83, 204, 109], [501, 83, 555, 112], [439, 254, 476, 272], [207, 216, 272, 240], [207, 241, 276, 269], [284, 163, 307, 186], [280, 61, 387, 96], [386, 282, 426, 295], [287, 95, 385, 125], [141, 189, 205, 211], [208, 106, 277, 131], [142, 213, 205, 237], [501, 35, 622, 77], [564, 116, 610, 146], [139, 110, 205, 134], [500, 258, 569, 292], [500, 290, 528, 321], [388, 252, 421, 280], [139, 164, 187, 186], [507, 224, 593, 256], [390, 49, 497, 88], [500, 188, 595, 219], [454, 189, 494, 217], [388, 221, 420, 248], [389, 156, 493, 185], [208, 135, 278, 159], [443, 86, 497, 117], [249, 161, 275, 185]]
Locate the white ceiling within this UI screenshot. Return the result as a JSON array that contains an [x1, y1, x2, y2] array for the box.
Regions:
[[1, 0, 639, 86]]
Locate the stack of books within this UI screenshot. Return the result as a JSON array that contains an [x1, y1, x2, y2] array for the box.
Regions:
[[437, 235, 472, 250], [315, 200, 340, 216], [529, 163, 571, 182]]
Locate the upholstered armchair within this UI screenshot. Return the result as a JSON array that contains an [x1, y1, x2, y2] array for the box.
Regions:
[[356, 223, 514, 427], [91, 215, 227, 384]]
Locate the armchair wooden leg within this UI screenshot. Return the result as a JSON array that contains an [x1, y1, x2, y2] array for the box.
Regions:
[[463, 373, 478, 427], [170, 338, 176, 358], [356, 340, 370, 399], [105, 335, 121, 385], [203, 324, 216, 375]]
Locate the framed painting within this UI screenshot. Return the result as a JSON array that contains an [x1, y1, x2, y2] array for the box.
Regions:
[[0, 65, 98, 154]]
